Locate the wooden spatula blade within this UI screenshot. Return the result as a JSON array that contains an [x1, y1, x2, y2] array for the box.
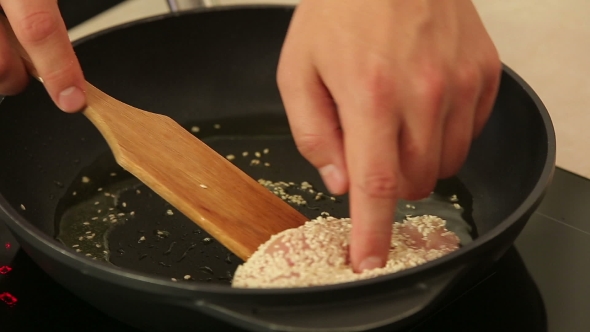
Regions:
[[83, 83, 308, 260]]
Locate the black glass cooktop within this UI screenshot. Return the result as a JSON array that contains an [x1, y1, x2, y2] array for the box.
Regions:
[[1, 167, 588, 331]]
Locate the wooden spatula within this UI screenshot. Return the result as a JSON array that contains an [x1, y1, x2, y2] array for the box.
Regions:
[[1, 16, 308, 261]]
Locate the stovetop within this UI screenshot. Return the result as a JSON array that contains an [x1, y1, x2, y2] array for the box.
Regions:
[[1, 167, 588, 331]]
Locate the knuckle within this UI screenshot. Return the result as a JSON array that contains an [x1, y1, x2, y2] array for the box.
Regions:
[[483, 50, 502, 82], [16, 11, 59, 44], [356, 171, 399, 199], [455, 63, 481, 101], [359, 65, 397, 113], [416, 66, 446, 113], [294, 132, 326, 159], [39, 60, 77, 87]]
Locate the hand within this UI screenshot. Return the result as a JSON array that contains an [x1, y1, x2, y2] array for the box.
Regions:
[[277, 0, 501, 272], [0, 0, 85, 112]]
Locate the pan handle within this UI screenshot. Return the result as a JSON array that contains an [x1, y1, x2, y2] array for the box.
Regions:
[[189, 266, 465, 332], [166, 0, 220, 12]]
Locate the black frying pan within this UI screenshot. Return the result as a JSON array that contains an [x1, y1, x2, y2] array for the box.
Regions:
[[0, 5, 555, 332]]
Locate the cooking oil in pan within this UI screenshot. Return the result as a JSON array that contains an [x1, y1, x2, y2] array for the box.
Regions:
[[56, 115, 476, 285]]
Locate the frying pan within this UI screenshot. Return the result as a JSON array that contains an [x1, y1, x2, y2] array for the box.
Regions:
[[0, 5, 555, 332]]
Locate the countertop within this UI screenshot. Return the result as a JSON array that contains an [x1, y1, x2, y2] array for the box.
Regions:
[[68, 0, 590, 179]]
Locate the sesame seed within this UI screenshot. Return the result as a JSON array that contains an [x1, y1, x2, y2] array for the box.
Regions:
[[130, 211, 135, 216], [110, 172, 117, 177], [250, 159, 260, 166], [83, 222, 90, 225], [264, 162, 270, 167], [171, 278, 178, 282], [263, 148, 269, 154], [72, 191, 77, 196], [232, 215, 459, 289], [138, 236, 146, 243], [191, 126, 200, 133], [76, 249, 82, 252], [94, 201, 100, 205], [81, 176, 90, 183], [226, 154, 235, 161], [199, 184, 208, 189], [72, 244, 79, 248], [242, 151, 248, 157], [184, 275, 191, 280], [255, 151, 261, 158], [19, 204, 26, 211], [136, 189, 141, 194], [122, 202, 127, 208], [213, 124, 221, 129], [166, 209, 174, 215]]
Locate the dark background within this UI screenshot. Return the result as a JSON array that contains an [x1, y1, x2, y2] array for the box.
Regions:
[[58, 0, 126, 30]]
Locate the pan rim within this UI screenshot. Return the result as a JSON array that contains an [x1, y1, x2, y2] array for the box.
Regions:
[[0, 4, 556, 297]]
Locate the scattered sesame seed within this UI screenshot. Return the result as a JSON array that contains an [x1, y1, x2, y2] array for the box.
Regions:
[[136, 189, 141, 194], [242, 151, 248, 157], [72, 244, 79, 248], [110, 172, 117, 177], [83, 222, 90, 225], [81, 176, 90, 183], [226, 154, 235, 161], [138, 236, 146, 243], [255, 151, 261, 158], [78, 236, 84, 241], [97, 187, 103, 191], [171, 278, 178, 282], [263, 148, 269, 154], [19, 204, 26, 211], [453, 203, 461, 209], [264, 162, 270, 167], [166, 209, 174, 216], [213, 124, 221, 129], [184, 275, 191, 280], [250, 159, 260, 166], [95, 244, 102, 248], [72, 191, 77, 196], [76, 249, 82, 252], [130, 211, 135, 216], [199, 184, 208, 189], [94, 201, 100, 205], [122, 202, 127, 208], [191, 126, 200, 133]]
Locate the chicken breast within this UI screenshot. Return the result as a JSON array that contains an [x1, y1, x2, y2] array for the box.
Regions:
[[232, 215, 460, 288]]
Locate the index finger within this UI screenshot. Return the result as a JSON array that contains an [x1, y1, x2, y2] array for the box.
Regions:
[[1, 0, 86, 112], [339, 95, 401, 273]]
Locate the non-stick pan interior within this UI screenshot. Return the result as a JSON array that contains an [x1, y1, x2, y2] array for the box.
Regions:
[[0, 7, 550, 284]]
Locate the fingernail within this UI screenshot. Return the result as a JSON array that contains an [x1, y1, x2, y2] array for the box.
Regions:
[[319, 164, 345, 194], [58, 86, 86, 112], [359, 256, 384, 271]]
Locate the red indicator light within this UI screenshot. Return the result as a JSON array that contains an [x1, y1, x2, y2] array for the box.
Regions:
[[4, 242, 10, 250], [0, 266, 12, 274], [0, 292, 17, 307]]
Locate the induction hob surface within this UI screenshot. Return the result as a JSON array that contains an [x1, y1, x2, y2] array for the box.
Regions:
[[1, 168, 588, 331]]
